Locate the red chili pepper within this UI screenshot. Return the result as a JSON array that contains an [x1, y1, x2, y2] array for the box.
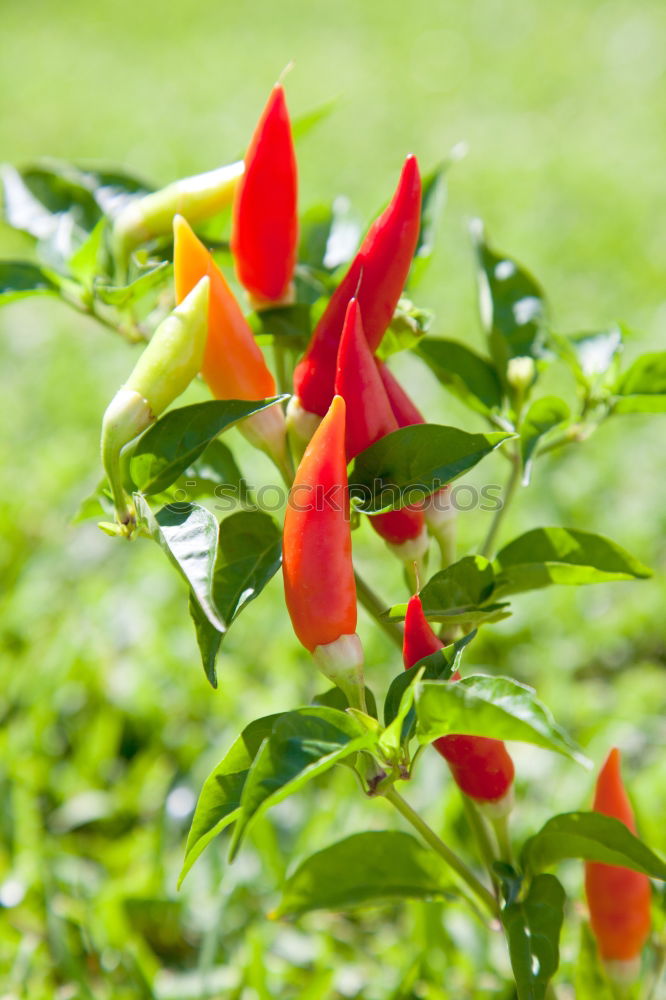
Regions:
[[334, 298, 426, 551], [403, 594, 515, 806], [585, 749, 651, 969], [292, 155, 422, 418], [377, 360, 425, 427], [231, 83, 298, 306], [378, 361, 455, 548], [283, 395, 357, 652]]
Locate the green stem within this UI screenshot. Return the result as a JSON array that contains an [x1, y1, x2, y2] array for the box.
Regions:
[[273, 341, 290, 396], [479, 451, 521, 559], [383, 787, 498, 918], [492, 813, 513, 865], [354, 571, 403, 650], [461, 794, 499, 890]]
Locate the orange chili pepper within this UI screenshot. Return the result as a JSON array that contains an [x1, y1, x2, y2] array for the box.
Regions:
[[585, 748, 651, 969]]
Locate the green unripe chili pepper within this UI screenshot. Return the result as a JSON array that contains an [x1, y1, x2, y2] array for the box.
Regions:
[[112, 161, 244, 272], [101, 276, 210, 530]]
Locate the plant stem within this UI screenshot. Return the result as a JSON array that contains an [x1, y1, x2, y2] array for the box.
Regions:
[[273, 341, 289, 396], [479, 451, 521, 559], [383, 787, 498, 918], [492, 813, 513, 865], [354, 571, 403, 649], [461, 794, 499, 890]]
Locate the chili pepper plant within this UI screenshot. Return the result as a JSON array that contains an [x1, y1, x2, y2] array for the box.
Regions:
[[2, 82, 666, 998]]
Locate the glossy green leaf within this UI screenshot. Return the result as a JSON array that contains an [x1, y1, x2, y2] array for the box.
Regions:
[[471, 221, 548, 376], [613, 351, 666, 413], [0, 260, 59, 303], [229, 707, 377, 860], [349, 424, 513, 513], [129, 397, 286, 495], [521, 812, 666, 878], [415, 675, 588, 765], [501, 874, 565, 1000], [78, 165, 153, 219], [415, 337, 504, 414], [1, 162, 101, 244], [186, 510, 281, 682], [387, 558, 509, 629], [179, 714, 282, 885], [188, 593, 222, 689], [274, 831, 456, 917], [93, 260, 171, 308], [210, 510, 282, 624], [520, 396, 570, 481], [494, 527, 651, 596], [134, 497, 225, 632], [383, 631, 476, 729]]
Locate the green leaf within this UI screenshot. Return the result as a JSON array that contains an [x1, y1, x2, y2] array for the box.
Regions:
[[134, 497, 225, 632], [376, 299, 434, 360], [613, 351, 666, 413], [383, 631, 476, 728], [312, 686, 378, 720], [298, 199, 360, 272], [1, 162, 101, 244], [185, 510, 281, 683], [274, 831, 456, 917], [186, 438, 251, 507], [179, 714, 283, 885], [521, 812, 666, 879], [349, 424, 513, 513], [129, 397, 286, 495], [409, 162, 448, 287], [0, 260, 59, 303], [501, 874, 565, 1000], [188, 593, 222, 689], [248, 304, 311, 349], [387, 558, 510, 629], [520, 396, 570, 481], [77, 165, 153, 219], [68, 218, 107, 285], [551, 328, 623, 386], [291, 97, 340, 143], [415, 338, 504, 415], [209, 510, 282, 625], [415, 675, 588, 765], [471, 221, 548, 377], [93, 260, 171, 308], [494, 527, 651, 596], [229, 707, 377, 860]]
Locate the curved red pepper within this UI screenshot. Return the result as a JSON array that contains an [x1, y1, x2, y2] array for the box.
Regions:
[[231, 83, 298, 305], [403, 594, 514, 804], [334, 298, 425, 546], [282, 395, 357, 652], [293, 155, 422, 416], [585, 749, 651, 963]]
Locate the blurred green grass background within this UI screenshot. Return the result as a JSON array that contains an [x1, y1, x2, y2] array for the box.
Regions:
[[1, 0, 665, 996]]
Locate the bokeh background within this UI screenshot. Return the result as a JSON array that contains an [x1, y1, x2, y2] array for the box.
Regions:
[[1, 0, 665, 996]]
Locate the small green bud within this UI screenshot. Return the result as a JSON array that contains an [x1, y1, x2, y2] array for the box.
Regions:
[[506, 355, 537, 392]]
